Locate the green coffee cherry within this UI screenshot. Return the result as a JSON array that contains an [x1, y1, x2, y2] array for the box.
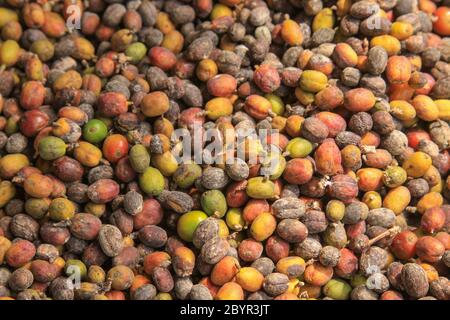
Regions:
[[246, 177, 276, 199], [152, 151, 179, 176], [65, 259, 87, 280], [350, 273, 367, 288], [285, 137, 314, 158], [82, 119, 108, 144], [30, 39, 55, 62], [0, 40, 20, 66], [261, 153, 286, 180], [125, 42, 147, 63], [38, 136, 67, 160], [265, 93, 285, 115], [129, 144, 151, 173], [323, 279, 352, 300], [173, 163, 203, 189], [325, 200, 346, 222], [25, 198, 50, 220], [225, 208, 246, 231], [177, 210, 208, 242], [200, 189, 228, 217], [49, 198, 76, 221], [139, 167, 165, 196], [5, 116, 19, 135], [383, 166, 407, 188]]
